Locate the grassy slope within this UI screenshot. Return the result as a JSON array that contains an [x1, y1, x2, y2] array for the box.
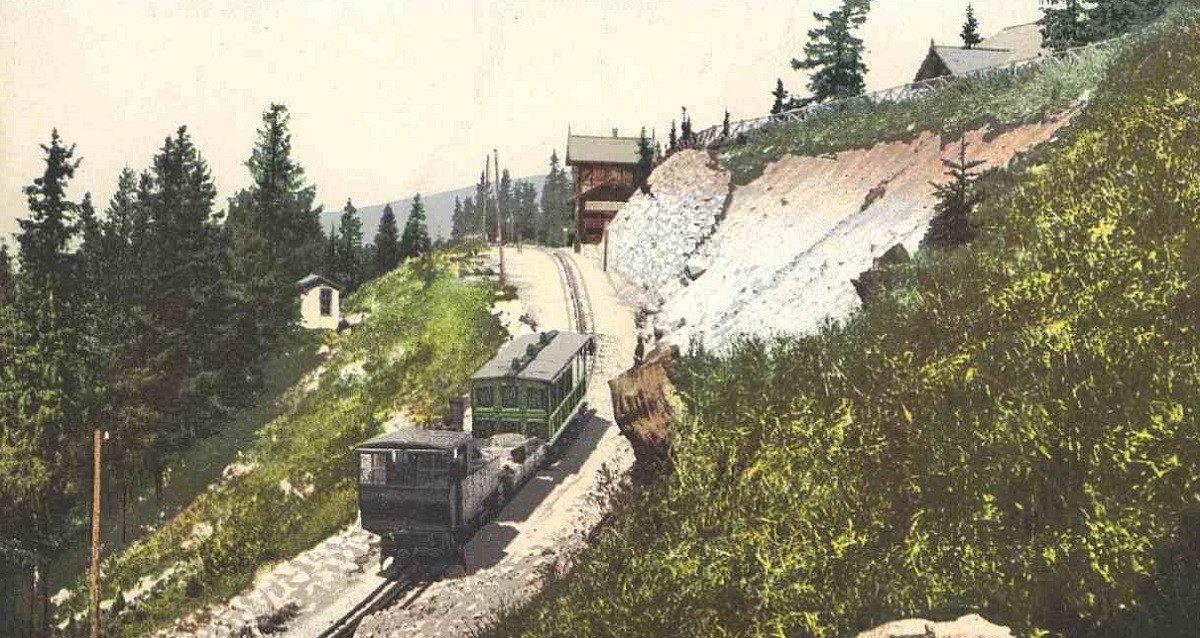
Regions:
[[718, 38, 1117, 186], [483, 11, 1200, 638], [71, 250, 505, 637]]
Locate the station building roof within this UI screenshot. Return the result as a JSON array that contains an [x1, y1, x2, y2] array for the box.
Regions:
[[356, 427, 473, 451]]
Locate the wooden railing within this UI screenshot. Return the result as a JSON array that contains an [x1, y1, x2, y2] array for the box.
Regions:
[[688, 36, 1123, 150]]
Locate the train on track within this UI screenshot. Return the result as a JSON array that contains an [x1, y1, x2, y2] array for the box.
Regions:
[[356, 329, 594, 565]]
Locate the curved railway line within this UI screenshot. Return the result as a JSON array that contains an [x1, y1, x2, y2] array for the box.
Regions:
[[311, 248, 596, 638]]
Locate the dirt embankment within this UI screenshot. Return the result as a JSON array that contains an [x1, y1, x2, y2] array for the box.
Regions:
[[607, 115, 1076, 350]]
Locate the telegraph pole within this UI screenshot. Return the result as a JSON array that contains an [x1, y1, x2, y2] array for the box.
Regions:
[[493, 148, 506, 288], [91, 427, 102, 638]]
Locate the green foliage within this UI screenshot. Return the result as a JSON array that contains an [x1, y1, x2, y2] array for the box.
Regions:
[[374, 203, 400, 275], [539, 150, 575, 247], [399, 193, 432, 262], [771, 78, 789, 115], [961, 3, 982, 48], [721, 36, 1119, 184], [921, 136, 985, 250], [1042, 0, 1093, 51], [791, 0, 872, 102], [61, 255, 504, 636], [480, 11, 1200, 638], [336, 198, 364, 290], [635, 127, 655, 195]]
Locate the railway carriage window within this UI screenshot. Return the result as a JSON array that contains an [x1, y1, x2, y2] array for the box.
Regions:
[[526, 387, 547, 410], [474, 386, 494, 408], [501, 385, 520, 409], [359, 453, 388, 485]]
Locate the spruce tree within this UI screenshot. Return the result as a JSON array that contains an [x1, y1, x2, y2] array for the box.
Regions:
[[1040, 0, 1092, 51], [791, 0, 872, 102], [451, 196, 465, 241], [771, 78, 789, 114], [399, 194, 432, 262], [679, 107, 694, 146], [374, 203, 400, 275], [337, 199, 364, 290], [635, 127, 655, 195], [721, 109, 731, 139], [9, 130, 98, 622], [921, 135, 985, 250], [961, 3, 983, 48], [225, 103, 324, 345], [669, 120, 678, 152], [1088, 0, 1169, 40], [462, 196, 478, 240], [0, 241, 14, 306], [540, 150, 573, 246], [324, 224, 338, 276]]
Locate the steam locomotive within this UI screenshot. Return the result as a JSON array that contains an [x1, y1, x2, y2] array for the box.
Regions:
[[356, 330, 593, 564]]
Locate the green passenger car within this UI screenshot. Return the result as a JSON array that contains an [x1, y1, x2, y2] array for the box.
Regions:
[[469, 330, 593, 442]]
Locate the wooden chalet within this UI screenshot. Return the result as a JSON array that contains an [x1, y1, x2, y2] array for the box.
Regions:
[[566, 132, 642, 244], [914, 23, 1046, 82]]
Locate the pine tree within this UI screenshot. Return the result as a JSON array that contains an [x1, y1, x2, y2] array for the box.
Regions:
[[1040, 0, 1092, 51], [669, 120, 678, 152], [1088, 0, 1169, 40], [540, 150, 574, 247], [324, 224, 338, 276], [337, 199, 364, 290], [635, 127, 655, 195], [399, 194, 431, 262], [225, 103, 324, 346], [921, 135, 985, 250], [791, 0, 872, 102], [0, 241, 14, 307], [961, 3, 983, 48], [771, 78, 789, 114], [374, 203, 400, 275], [8, 130, 98, 627], [451, 196, 466, 241]]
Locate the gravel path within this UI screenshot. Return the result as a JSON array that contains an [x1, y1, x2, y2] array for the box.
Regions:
[[355, 246, 636, 638]]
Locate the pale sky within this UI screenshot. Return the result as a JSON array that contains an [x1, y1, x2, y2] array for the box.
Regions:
[[0, 0, 1042, 244]]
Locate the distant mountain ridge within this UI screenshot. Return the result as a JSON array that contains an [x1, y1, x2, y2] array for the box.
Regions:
[[319, 175, 547, 243]]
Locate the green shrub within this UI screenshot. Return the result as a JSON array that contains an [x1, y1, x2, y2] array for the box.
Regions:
[[481, 9, 1200, 638]]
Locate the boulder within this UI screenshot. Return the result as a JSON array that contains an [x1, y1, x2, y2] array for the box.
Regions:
[[854, 614, 1011, 638], [607, 345, 680, 476], [851, 243, 911, 308]]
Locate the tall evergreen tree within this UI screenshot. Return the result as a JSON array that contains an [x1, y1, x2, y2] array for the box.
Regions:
[[679, 107, 694, 146], [336, 199, 364, 290], [6, 130, 97, 631], [512, 181, 540, 244], [324, 224, 338, 276], [791, 0, 872, 102], [1088, 0, 1169, 40], [635, 127, 655, 195], [450, 196, 466, 241], [498, 169, 514, 241], [721, 109, 732, 139], [1040, 0, 1092, 51], [462, 196, 478, 239], [399, 194, 432, 261], [475, 171, 494, 241], [141, 126, 236, 466], [225, 103, 324, 345], [922, 135, 985, 250], [374, 203, 400, 275], [669, 120, 678, 152], [771, 78, 789, 114], [540, 150, 574, 247], [961, 3, 983, 48], [0, 241, 14, 307]]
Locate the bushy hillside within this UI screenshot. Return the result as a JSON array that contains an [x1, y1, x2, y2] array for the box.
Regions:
[[482, 10, 1200, 638], [66, 251, 505, 637]]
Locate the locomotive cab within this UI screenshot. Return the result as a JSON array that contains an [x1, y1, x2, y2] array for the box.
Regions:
[[356, 429, 477, 561]]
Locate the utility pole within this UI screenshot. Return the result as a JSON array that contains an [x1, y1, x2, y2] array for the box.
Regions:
[[493, 148, 506, 288], [91, 427, 102, 638]]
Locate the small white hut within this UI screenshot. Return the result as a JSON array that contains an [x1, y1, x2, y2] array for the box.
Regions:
[[297, 274, 342, 330]]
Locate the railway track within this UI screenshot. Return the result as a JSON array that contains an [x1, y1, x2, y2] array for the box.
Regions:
[[551, 250, 593, 335], [312, 250, 598, 638], [313, 566, 432, 638]]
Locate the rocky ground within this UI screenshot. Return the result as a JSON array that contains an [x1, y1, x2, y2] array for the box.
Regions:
[[608, 116, 1079, 351], [354, 246, 636, 638]]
